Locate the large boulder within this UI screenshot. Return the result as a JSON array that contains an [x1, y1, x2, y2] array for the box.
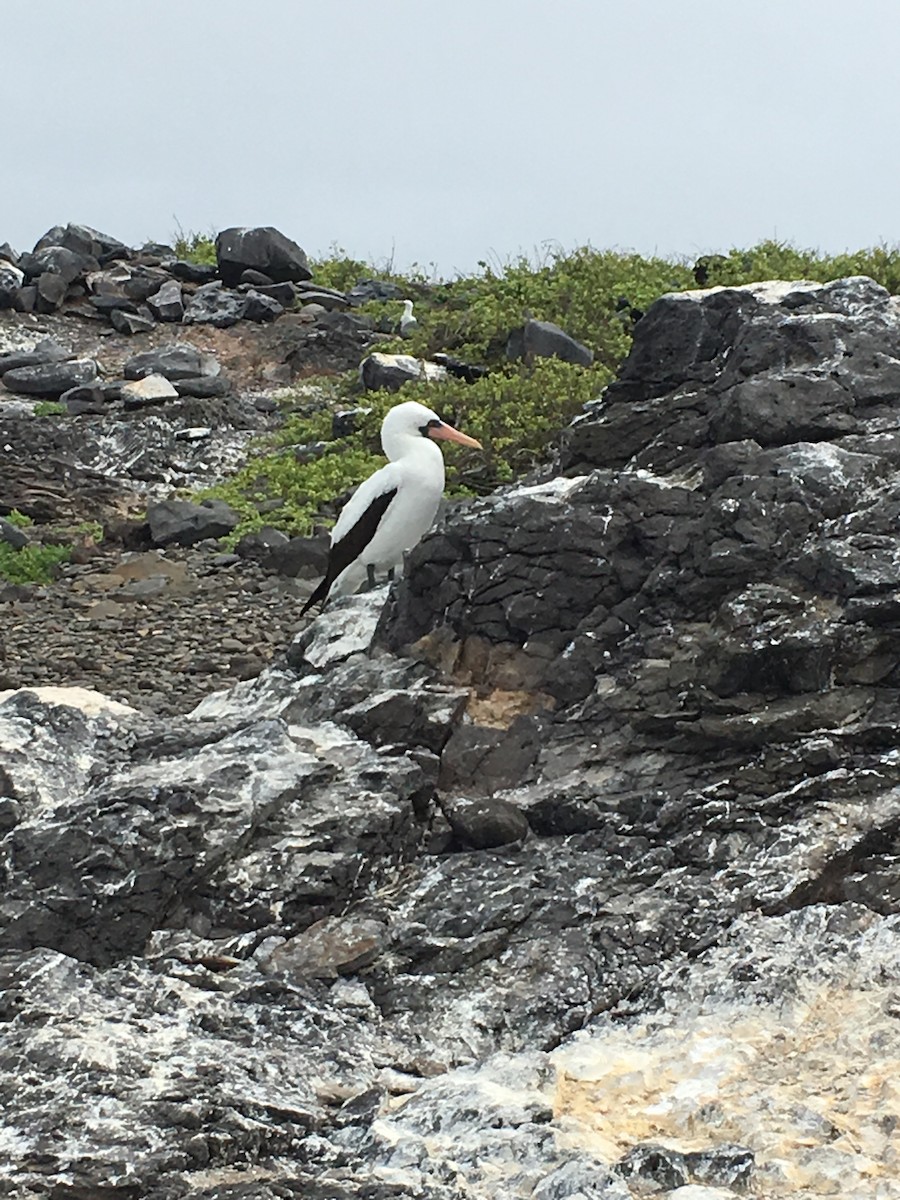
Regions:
[[1, 359, 97, 397], [215, 225, 312, 287], [146, 498, 240, 546], [506, 317, 594, 367], [123, 343, 220, 382]]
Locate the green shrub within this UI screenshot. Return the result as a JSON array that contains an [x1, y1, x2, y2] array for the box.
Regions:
[[0, 543, 70, 584], [200, 237, 900, 540], [172, 230, 217, 265], [33, 401, 66, 418], [4, 510, 32, 528]]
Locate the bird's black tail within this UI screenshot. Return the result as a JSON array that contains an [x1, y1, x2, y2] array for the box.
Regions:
[[300, 577, 331, 618]]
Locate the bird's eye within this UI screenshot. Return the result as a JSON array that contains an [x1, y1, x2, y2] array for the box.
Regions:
[[419, 418, 443, 436]]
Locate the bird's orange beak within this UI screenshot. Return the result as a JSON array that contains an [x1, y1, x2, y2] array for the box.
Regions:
[[429, 421, 482, 449]]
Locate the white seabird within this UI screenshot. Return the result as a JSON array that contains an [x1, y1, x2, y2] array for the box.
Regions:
[[300, 400, 481, 616], [399, 299, 418, 338]]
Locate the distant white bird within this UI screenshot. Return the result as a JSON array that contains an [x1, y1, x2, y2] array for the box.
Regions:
[[399, 299, 418, 338], [300, 400, 481, 615]]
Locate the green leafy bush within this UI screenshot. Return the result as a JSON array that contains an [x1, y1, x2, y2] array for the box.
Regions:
[[201, 237, 900, 539], [33, 401, 66, 418], [0, 543, 70, 584], [172, 230, 217, 265], [4, 510, 32, 528]]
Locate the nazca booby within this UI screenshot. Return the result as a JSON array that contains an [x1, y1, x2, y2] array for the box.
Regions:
[[399, 299, 418, 338], [300, 400, 481, 615]]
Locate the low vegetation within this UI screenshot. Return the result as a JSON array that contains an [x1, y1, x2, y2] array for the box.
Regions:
[[185, 237, 900, 537], [0, 542, 70, 585]]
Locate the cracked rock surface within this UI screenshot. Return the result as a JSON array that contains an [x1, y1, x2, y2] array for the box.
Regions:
[[4, 277, 900, 1198]]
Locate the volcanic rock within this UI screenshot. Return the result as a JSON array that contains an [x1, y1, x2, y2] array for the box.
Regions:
[[359, 351, 448, 391], [215, 225, 312, 287], [146, 498, 240, 546], [182, 280, 248, 327], [124, 343, 220, 382], [1, 358, 97, 397], [506, 317, 594, 367], [120, 373, 180, 408], [146, 278, 184, 322]]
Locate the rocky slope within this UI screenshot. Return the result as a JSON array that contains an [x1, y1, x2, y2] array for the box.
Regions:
[[3, 274, 900, 1198]]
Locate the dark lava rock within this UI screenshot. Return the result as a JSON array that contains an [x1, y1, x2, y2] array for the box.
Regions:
[[146, 278, 184, 322], [0, 338, 68, 375], [240, 267, 273, 286], [254, 280, 297, 307], [432, 352, 489, 383], [182, 281, 248, 327], [0, 518, 28, 549], [167, 258, 219, 284], [171, 375, 230, 398], [444, 796, 530, 849], [146, 498, 240, 546], [1, 359, 97, 397], [267, 533, 330, 577], [235, 526, 290, 561], [347, 278, 404, 304], [19, 244, 97, 284], [124, 343, 220, 382], [332, 407, 370, 439], [35, 271, 68, 313], [0, 242, 19, 265], [60, 381, 121, 414], [110, 307, 155, 335], [506, 318, 594, 367], [359, 352, 444, 392], [215, 225, 312, 287], [616, 1144, 689, 1191], [243, 289, 284, 322], [12, 286, 36, 312], [34, 222, 128, 264], [0, 264, 24, 308]]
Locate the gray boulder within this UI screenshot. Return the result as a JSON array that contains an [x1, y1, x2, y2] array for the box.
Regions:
[[506, 317, 594, 366], [0, 263, 24, 309], [0, 517, 28, 549], [215, 225, 312, 287], [182, 281, 248, 327], [124, 343, 220, 382], [146, 498, 240, 546], [34, 222, 128, 264], [146, 279, 184, 322], [359, 351, 447, 392], [1, 359, 97, 397]]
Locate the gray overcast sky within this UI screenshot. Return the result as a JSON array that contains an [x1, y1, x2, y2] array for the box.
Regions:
[[5, 0, 900, 275]]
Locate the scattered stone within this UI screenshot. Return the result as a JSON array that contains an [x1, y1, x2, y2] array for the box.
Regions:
[[12, 285, 36, 312], [35, 272, 68, 313], [0, 264, 24, 308], [19, 245, 96, 284], [215, 225, 312, 287], [110, 307, 155, 335], [120, 373, 179, 408], [182, 280, 248, 327], [0, 339, 68, 375], [146, 279, 184, 322], [253, 280, 297, 307], [266, 533, 330, 577], [239, 268, 273, 286], [167, 259, 218, 284], [171, 375, 230, 398], [242, 290, 283, 323], [124, 343, 220, 382], [347, 278, 404, 304], [1, 359, 97, 397], [235, 527, 290, 561], [34, 222, 128, 264], [146, 498, 240, 546], [0, 518, 28, 549], [444, 796, 531, 848]]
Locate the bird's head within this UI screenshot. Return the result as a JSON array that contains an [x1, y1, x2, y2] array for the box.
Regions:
[[381, 401, 482, 453]]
